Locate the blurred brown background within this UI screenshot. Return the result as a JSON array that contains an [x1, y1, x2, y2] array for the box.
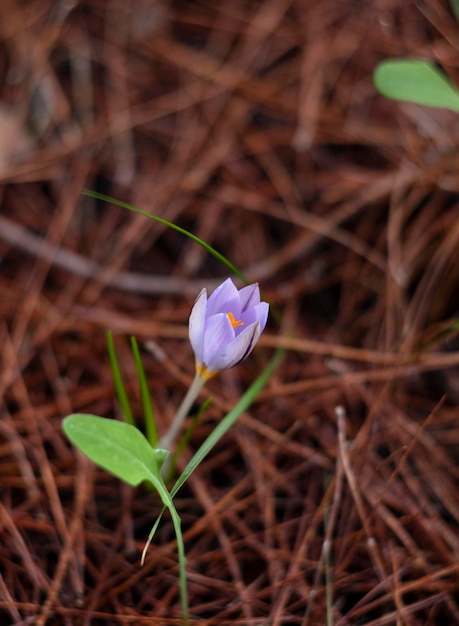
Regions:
[[1, 1, 459, 624]]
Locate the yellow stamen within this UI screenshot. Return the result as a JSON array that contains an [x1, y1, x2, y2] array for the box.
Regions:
[[227, 312, 244, 328]]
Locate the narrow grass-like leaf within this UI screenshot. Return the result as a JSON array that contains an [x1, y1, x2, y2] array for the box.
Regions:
[[171, 348, 284, 498], [83, 189, 247, 283], [419, 318, 459, 352], [62, 414, 188, 622], [374, 59, 459, 113], [130, 336, 158, 447], [164, 397, 213, 482], [175, 398, 212, 460], [106, 331, 135, 426], [166, 496, 189, 623], [143, 349, 284, 553]]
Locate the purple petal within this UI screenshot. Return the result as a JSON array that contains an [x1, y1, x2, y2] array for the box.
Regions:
[[188, 288, 207, 363], [238, 283, 260, 312], [239, 301, 269, 334], [207, 322, 261, 371], [201, 313, 235, 370], [227, 322, 261, 368], [207, 278, 240, 317], [189, 278, 268, 374]]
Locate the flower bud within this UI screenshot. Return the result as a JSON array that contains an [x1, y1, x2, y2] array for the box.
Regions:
[[189, 278, 269, 379]]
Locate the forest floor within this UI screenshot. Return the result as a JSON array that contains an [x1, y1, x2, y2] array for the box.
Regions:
[[1, 1, 459, 624]]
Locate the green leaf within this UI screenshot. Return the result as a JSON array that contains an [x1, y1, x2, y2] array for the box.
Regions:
[[450, 0, 459, 22], [106, 331, 135, 426], [63, 414, 166, 485], [82, 189, 247, 283], [171, 348, 284, 498], [142, 349, 284, 553], [163, 397, 213, 482], [63, 414, 189, 621], [373, 59, 459, 113], [130, 336, 158, 447]]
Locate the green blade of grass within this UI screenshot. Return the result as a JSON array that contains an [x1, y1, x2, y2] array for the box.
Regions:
[[175, 397, 212, 460], [163, 397, 213, 482], [106, 331, 135, 426], [171, 348, 284, 498], [130, 336, 158, 447], [142, 349, 284, 555], [82, 189, 247, 283]]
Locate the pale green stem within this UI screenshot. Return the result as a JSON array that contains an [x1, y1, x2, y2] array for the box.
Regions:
[[159, 371, 206, 452]]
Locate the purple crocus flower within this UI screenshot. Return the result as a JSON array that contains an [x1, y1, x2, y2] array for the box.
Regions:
[[189, 278, 269, 379]]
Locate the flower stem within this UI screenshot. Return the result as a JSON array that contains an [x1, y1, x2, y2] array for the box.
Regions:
[[159, 371, 206, 452]]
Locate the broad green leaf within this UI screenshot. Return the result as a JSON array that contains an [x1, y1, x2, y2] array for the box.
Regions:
[[63, 414, 189, 621], [374, 59, 459, 113], [451, 0, 459, 22], [62, 414, 166, 486]]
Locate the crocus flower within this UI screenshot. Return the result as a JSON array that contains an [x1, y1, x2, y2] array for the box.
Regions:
[[189, 278, 269, 379]]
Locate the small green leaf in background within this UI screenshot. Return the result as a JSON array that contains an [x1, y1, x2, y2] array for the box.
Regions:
[[373, 59, 459, 113], [450, 0, 459, 22]]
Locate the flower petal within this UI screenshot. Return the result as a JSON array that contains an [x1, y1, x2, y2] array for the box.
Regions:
[[239, 301, 269, 334], [238, 283, 260, 312], [201, 313, 235, 371], [206, 278, 240, 317], [188, 288, 207, 363], [207, 321, 261, 371], [189, 277, 269, 375], [227, 322, 261, 368]]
